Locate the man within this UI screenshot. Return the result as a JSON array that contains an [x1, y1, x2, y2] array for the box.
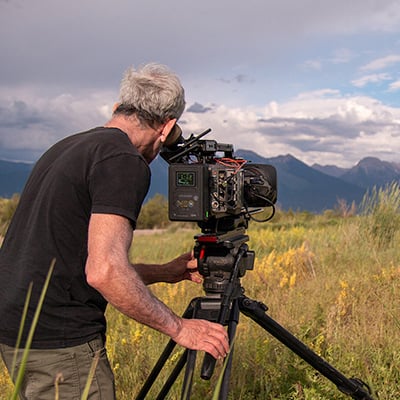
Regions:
[[0, 63, 229, 399]]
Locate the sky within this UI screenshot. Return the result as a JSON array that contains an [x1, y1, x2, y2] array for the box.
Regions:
[[1, 0, 400, 167]]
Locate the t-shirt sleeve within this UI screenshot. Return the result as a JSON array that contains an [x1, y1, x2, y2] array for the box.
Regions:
[[89, 154, 150, 229]]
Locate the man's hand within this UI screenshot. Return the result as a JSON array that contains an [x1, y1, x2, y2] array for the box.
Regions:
[[171, 318, 230, 360], [163, 252, 203, 284], [131, 252, 202, 285]]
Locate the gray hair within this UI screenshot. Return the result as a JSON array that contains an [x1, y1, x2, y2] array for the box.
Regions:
[[115, 63, 186, 128]]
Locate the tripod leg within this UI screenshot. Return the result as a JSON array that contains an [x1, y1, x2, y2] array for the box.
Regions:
[[135, 299, 197, 400], [216, 298, 240, 400], [238, 296, 374, 400], [156, 350, 188, 400], [181, 295, 224, 399], [181, 350, 197, 400], [135, 339, 179, 400]]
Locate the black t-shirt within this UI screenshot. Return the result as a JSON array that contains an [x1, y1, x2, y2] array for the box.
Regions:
[[0, 127, 150, 348]]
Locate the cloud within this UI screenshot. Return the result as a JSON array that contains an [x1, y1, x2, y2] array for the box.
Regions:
[[0, 87, 114, 158], [1, 86, 399, 167], [388, 80, 400, 92], [361, 54, 400, 71], [0, 100, 47, 129], [186, 102, 214, 113], [218, 74, 254, 84], [351, 73, 392, 87], [181, 91, 400, 167]]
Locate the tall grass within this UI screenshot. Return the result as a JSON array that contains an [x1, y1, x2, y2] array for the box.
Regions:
[[0, 195, 19, 237], [359, 182, 400, 248], [1, 185, 399, 399]]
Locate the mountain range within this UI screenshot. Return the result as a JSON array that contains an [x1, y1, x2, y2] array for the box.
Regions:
[[1, 153, 399, 213], [0, 160, 34, 199]]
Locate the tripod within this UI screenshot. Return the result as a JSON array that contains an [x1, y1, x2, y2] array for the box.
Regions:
[[135, 230, 375, 400]]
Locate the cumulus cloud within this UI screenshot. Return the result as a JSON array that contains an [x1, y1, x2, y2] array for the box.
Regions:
[[0, 87, 114, 159], [1, 87, 399, 167]]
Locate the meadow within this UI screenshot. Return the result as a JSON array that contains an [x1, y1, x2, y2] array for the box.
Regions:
[[1, 184, 399, 399]]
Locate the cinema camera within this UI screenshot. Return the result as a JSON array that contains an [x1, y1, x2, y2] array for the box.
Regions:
[[160, 125, 277, 296]]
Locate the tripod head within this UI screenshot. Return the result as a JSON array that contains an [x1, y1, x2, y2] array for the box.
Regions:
[[194, 227, 254, 297]]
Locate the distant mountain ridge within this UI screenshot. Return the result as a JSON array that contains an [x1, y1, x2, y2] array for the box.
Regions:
[[312, 157, 400, 189], [0, 160, 33, 198], [1, 153, 399, 212], [236, 151, 366, 212]]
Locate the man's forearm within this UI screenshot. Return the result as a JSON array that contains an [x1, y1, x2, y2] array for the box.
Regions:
[[90, 261, 182, 338], [132, 263, 169, 285]]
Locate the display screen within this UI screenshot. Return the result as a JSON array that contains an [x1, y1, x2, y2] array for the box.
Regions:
[[176, 171, 195, 187]]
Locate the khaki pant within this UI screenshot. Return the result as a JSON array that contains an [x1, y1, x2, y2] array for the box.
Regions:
[[0, 336, 115, 400]]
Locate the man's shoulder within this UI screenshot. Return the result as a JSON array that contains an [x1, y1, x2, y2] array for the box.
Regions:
[[64, 127, 142, 160], [73, 126, 129, 145]]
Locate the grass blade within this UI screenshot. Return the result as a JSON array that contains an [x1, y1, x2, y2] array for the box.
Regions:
[[80, 350, 100, 400], [10, 282, 32, 380], [11, 259, 56, 400]]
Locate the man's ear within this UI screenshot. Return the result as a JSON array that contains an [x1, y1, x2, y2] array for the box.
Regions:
[[160, 119, 177, 143], [112, 103, 120, 113]]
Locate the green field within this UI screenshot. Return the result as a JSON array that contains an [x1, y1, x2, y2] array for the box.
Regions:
[[1, 185, 399, 399]]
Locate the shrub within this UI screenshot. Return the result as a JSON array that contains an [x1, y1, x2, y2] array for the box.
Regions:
[[136, 194, 169, 229]]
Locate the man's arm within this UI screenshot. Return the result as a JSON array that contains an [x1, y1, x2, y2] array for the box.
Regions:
[[85, 213, 229, 359]]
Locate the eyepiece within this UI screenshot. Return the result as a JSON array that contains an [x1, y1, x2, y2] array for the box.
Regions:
[[164, 124, 183, 148]]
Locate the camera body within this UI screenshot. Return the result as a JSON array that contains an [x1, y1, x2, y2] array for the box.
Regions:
[[168, 162, 277, 222], [161, 127, 277, 228], [169, 163, 241, 221]]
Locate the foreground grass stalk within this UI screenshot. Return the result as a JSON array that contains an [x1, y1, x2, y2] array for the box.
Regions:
[[10, 282, 32, 380], [54, 373, 64, 400], [11, 259, 56, 400], [81, 351, 100, 400], [212, 339, 235, 400]]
